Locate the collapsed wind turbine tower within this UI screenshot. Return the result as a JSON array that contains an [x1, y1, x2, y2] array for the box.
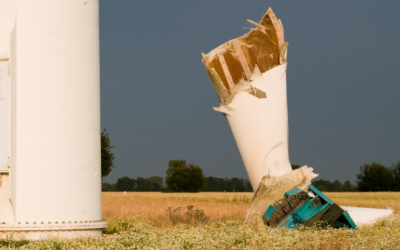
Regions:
[[202, 8, 290, 191], [0, 0, 106, 239], [202, 8, 392, 226]]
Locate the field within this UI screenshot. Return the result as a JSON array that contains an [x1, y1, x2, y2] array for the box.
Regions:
[[102, 192, 399, 226], [2, 192, 400, 249]]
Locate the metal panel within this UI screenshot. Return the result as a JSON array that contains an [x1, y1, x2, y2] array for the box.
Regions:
[[0, 62, 10, 171], [0, 67, 3, 100]]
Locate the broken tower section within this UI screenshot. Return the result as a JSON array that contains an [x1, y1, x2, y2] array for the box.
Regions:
[[202, 8, 393, 227], [202, 8, 291, 190]]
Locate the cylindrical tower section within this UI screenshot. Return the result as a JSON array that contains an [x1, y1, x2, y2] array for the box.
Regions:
[[202, 8, 292, 191], [225, 64, 292, 191], [0, 0, 106, 238]]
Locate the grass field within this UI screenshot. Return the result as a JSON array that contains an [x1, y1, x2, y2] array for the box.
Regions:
[[102, 192, 253, 227], [1, 192, 399, 249], [102, 192, 399, 226]]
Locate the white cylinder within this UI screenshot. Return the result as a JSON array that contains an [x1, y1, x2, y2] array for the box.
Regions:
[[215, 64, 292, 191], [0, 0, 106, 238]]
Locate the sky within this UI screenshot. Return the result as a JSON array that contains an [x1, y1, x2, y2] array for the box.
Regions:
[[100, 1, 400, 184]]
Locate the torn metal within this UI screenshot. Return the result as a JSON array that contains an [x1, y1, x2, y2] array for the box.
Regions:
[[202, 8, 287, 106], [245, 166, 318, 226]]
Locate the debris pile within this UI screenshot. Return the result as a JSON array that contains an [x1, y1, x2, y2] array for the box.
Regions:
[[244, 166, 357, 229]]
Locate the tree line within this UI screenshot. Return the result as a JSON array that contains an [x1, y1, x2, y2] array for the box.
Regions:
[[102, 176, 254, 192], [102, 176, 164, 192], [101, 131, 400, 193], [102, 158, 400, 192], [292, 164, 356, 192], [307, 161, 400, 192], [203, 177, 253, 192], [312, 179, 357, 192]]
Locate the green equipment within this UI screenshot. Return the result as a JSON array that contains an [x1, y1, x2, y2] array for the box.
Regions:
[[263, 185, 357, 229]]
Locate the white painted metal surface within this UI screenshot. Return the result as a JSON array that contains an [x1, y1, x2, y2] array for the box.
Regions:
[[341, 206, 393, 225], [215, 64, 292, 191], [0, 1, 12, 174], [0, 0, 105, 238], [0, 60, 10, 173]]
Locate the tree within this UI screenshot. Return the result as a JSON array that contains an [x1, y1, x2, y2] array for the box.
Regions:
[[391, 161, 400, 191], [135, 177, 149, 191], [204, 176, 220, 191], [229, 178, 244, 192], [205, 176, 224, 191], [291, 164, 301, 170], [115, 177, 135, 191], [223, 178, 233, 191], [187, 164, 206, 192], [165, 159, 206, 192], [101, 129, 116, 178], [244, 179, 253, 192], [312, 179, 329, 191], [356, 162, 394, 191], [102, 182, 116, 191], [203, 177, 252, 192], [146, 176, 164, 191], [343, 181, 353, 191], [332, 180, 342, 192]]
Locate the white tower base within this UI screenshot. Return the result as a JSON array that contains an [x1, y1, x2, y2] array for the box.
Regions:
[[0, 0, 105, 238], [0, 174, 107, 240], [0, 222, 107, 240]]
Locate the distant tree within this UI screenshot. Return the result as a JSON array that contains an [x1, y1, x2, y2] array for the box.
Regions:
[[391, 161, 400, 191], [244, 179, 253, 192], [223, 177, 233, 191], [342, 181, 352, 191], [332, 180, 342, 192], [135, 177, 149, 191], [356, 162, 394, 191], [146, 176, 164, 191], [115, 176, 135, 191], [165, 159, 187, 192], [312, 179, 330, 192], [203, 177, 252, 192], [102, 182, 116, 191], [204, 176, 224, 191], [187, 164, 206, 192], [101, 129, 116, 178], [312, 179, 345, 192], [291, 164, 301, 170], [230, 178, 245, 192], [204, 177, 219, 191], [165, 160, 206, 192]]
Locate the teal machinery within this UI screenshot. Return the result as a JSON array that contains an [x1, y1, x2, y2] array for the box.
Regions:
[[263, 185, 357, 229]]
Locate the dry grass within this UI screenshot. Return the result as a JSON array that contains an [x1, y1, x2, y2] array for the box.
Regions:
[[102, 192, 253, 227], [2, 192, 399, 249], [102, 191, 400, 227]]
